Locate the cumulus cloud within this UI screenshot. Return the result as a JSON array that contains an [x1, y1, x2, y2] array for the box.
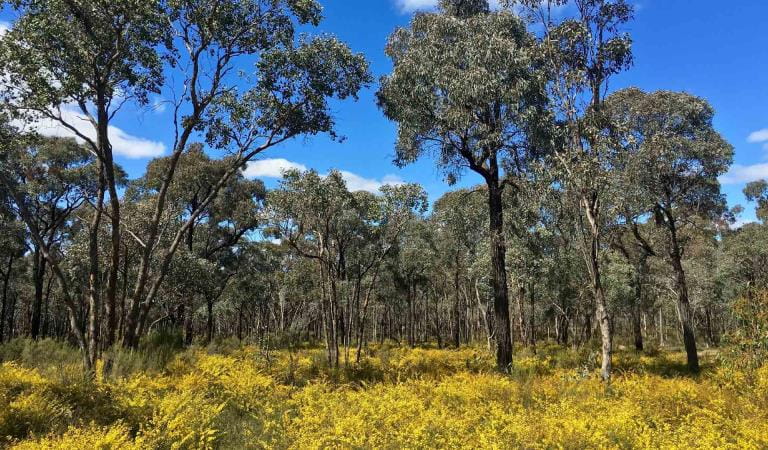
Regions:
[[243, 158, 309, 178], [0, 21, 10, 35], [748, 128, 768, 150], [338, 171, 405, 193], [719, 163, 768, 185], [243, 158, 405, 194], [748, 129, 768, 144], [13, 105, 166, 159]]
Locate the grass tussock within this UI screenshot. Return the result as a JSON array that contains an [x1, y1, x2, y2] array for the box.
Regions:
[[0, 339, 766, 449]]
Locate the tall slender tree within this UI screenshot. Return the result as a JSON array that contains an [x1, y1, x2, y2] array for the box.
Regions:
[[377, 0, 548, 371], [608, 88, 733, 372]]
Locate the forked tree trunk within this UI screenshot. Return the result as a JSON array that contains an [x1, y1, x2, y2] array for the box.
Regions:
[[582, 196, 612, 382]]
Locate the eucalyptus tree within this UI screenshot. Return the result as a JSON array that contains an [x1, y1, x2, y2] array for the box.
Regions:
[[0, 0, 169, 350], [2, 138, 98, 340], [502, 169, 555, 349], [351, 184, 428, 362], [744, 180, 768, 223], [385, 217, 436, 347], [721, 223, 768, 296], [0, 209, 25, 343], [125, 143, 265, 342], [267, 169, 426, 366], [377, 0, 549, 371], [0, 134, 101, 367], [608, 88, 733, 372], [609, 222, 655, 351], [266, 170, 361, 367], [432, 189, 487, 347], [0, 0, 370, 354], [121, 0, 370, 349], [511, 0, 634, 381]]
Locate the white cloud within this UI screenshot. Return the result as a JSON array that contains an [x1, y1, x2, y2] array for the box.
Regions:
[[243, 158, 405, 194], [748, 128, 768, 143], [243, 158, 308, 178], [719, 163, 768, 185], [13, 105, 166, 159], [396, 0, 502, 12], [396, 0, 438, 11], [0, 21, 10, 35], [339, 171, 405, 193]]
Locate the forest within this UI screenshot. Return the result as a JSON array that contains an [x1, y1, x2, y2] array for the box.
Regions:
[[0, 0, 767, 448]]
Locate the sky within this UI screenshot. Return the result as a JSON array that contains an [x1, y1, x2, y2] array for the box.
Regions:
[[2, 1, 767, 224]]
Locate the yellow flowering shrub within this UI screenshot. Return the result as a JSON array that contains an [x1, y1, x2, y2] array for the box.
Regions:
[[1, 342, 767, 449], [11, 423, 139, 450]]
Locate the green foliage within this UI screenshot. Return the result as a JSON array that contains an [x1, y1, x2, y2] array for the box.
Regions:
[[722, 290, 768, 371], [377, 5, 546, 181], [744, 180, 768, 223]]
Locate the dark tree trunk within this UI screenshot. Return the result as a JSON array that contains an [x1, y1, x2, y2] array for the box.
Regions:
[[87, 164, 105, 365], [0, 255, 14, 343], [97, 97, 121, 351], [31, 247, 46, 339], [206, 297, 214, 344], [632, 258, 647, 352], [487, 178, 513, 372], [184, 308, 194, 346], [42, 274, 53, 338], [664, 209, 699, 373]]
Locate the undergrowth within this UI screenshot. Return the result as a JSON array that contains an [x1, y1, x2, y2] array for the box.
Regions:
[[0, 338, 766, 449]]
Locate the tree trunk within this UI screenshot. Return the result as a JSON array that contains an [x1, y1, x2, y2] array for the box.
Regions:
[[664, 210, 699, 373], [184, 307, 194, 346], [97, 97, 121, 351], [528, 281, 536, 352], [0, 255, 14, 343], [487, 179, 513, 372], [632, 259, 646, 352], [31, 247, 46, 339], [206, 297, 214, 344], [453, 256, 461, 348], [516, 285, 526, 344], [582, 195, 612, 382], [42, 274, 53, 338]]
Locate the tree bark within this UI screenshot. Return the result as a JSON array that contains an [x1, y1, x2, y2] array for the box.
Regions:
[[632, 258, 646, 352], [0, 255, 14, 343], [664, 211, 699, 372], [206, 296, 214, 344], [487, 178, 513, 372], [582, 195, 612, 382], [30, 247, 46, 339]]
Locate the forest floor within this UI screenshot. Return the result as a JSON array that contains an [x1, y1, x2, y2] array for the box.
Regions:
[[1, 338, 766, 449]]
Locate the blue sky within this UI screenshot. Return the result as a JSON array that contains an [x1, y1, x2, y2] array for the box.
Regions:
[[2, 1, 767, 223]]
